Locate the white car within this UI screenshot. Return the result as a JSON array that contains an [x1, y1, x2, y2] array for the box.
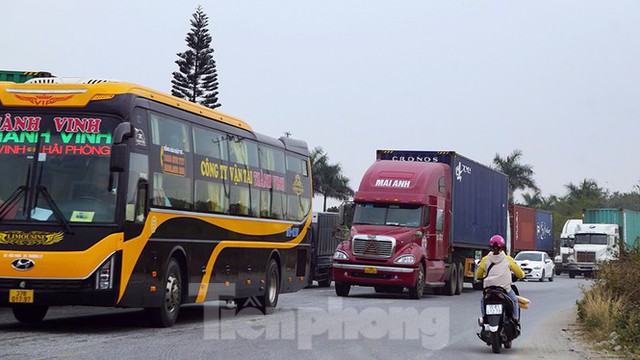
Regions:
[[514, 251, 555, 282]]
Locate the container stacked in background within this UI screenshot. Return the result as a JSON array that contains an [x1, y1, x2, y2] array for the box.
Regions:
[[509, 205, 554, 256]]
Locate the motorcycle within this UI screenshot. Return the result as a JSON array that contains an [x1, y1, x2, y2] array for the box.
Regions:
[[477, 283, 521, 353]]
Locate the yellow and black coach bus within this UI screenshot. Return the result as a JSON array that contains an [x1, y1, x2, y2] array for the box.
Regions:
[[0, 76, 312, 327]]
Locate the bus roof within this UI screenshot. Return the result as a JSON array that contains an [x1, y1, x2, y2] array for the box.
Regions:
[[0, 78, 251, 131]]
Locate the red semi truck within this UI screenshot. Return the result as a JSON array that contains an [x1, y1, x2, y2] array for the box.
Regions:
[[332, 150, 509, 298]]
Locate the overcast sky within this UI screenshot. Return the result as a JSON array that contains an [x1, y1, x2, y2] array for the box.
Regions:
[[5, 1, 640, 210]]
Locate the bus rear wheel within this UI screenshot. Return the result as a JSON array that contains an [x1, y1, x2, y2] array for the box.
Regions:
[[147, 258, 182, 327], [13, 304, 48, 323]]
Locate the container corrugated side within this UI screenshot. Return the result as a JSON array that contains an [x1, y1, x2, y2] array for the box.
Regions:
[[622, 209, 640, 249], [535, 209, 554, 253], [583, 208, 622, 225], [449, 153, 508, 248], [510, 205, 536, 252]]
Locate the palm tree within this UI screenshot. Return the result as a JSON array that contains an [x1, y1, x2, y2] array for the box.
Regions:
[[564, 179, 608, 203], [310, 147, 354, 211], [521, 191, 557, 210], [493, 150, 539, 204]]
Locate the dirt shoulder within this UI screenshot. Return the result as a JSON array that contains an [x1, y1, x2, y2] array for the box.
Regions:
[[522, 306, 624, 359]]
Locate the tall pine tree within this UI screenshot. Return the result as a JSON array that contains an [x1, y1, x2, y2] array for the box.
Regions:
[[171, 6, 221, 109]]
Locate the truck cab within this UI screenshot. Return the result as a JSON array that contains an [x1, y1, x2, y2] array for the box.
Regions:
[[332, 160, 449, 299], [565, 223, 619, 278], [554, 219, 582, 275]]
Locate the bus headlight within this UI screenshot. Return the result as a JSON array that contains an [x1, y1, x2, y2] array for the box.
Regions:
[[96, 256, 114, 290], [394, 255, 415, 264]]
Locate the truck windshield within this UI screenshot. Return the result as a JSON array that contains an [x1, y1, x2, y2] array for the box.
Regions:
[[353, 203, 422, 227], [574, 234, 608, 245], [0, 112, 118, 224]]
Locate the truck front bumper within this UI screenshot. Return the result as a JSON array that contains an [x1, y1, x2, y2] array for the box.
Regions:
[[332, 263, 417, 287], [565, 262, 595, 272]]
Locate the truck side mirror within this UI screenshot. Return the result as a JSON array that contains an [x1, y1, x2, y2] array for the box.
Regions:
[[338, 201, 354, 227]]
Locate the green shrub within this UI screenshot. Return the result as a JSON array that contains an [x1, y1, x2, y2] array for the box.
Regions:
[[579, 246, 640, 353]]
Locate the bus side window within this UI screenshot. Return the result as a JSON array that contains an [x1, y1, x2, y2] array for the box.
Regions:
[[126, 153, 149, 222]]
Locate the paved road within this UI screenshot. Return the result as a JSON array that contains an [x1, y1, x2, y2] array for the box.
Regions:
[[0, 275, 588, 359]]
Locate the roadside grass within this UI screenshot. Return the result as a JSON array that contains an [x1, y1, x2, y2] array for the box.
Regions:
[[577, 247, 640, 355]]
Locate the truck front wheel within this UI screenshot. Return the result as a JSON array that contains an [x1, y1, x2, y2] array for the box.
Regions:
[[408, 263, 425, 299], [335, 282, 351, 297], [569, 271, 577, 279]]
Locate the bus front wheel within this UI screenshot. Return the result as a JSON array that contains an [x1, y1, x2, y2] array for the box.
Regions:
[[13, 304, 48, 323], [147, 258, 183, 327]]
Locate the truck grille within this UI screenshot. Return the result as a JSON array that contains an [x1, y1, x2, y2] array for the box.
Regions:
[[577, 251, 596, 262], [562, 254, 569, 262], [352, 237, 394, 258]]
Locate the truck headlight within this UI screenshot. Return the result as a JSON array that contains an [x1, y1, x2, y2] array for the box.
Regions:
[[554, 255, 561, 263], [333, 250, 349, 260], [394, 255, 415, 264]]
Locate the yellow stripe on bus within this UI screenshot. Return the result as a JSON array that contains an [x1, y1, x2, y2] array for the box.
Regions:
[[118, 210, 312, 304], [0, 233, 121, 279]]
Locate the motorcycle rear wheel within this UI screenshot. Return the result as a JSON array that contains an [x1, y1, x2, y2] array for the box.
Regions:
[[491, 332, 501, 353]]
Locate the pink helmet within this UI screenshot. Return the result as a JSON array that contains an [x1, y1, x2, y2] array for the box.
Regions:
[[489, 235, 505, 248]]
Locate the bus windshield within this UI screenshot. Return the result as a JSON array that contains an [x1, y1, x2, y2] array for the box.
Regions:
[[0, 112, 118, 224], [353, 202, 423, 227]]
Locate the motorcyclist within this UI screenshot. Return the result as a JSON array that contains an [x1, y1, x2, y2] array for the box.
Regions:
[[475, 234, 525, 322]]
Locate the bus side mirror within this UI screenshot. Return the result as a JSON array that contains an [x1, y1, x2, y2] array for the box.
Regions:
[[110, 143, 127, 173], [113, 122, 134, 144], [110, 122, 134, 173]]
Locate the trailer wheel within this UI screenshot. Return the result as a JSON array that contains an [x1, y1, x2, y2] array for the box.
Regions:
[[455, 263, 464, 295], [408, 263, 425, 299]]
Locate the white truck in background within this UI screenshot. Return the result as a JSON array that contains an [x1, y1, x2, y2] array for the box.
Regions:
[[565, 223, 619, 278], [554, 219, 582, 275]]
